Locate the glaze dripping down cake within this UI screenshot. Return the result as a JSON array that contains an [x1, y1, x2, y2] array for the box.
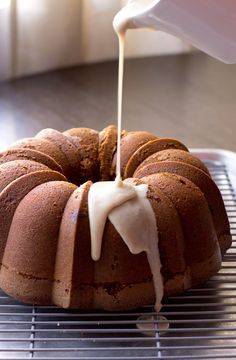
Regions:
[[0, 126, 231, 310]]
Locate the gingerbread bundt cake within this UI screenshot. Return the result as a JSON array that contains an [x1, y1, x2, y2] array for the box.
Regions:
[[0, 126, 231, 310]]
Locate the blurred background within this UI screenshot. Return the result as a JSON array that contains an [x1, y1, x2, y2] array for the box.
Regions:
[[0, 0, 191, 80], [0, 0, 235, 151]]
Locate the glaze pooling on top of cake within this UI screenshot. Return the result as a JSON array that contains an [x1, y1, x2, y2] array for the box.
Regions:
[[0, 126, 232, 310]]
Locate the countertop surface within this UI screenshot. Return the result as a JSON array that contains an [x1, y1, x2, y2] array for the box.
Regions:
[[0, 53, 235, 152]]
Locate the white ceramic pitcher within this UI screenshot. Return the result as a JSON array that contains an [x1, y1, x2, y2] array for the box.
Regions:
[[113, 0, 236, 63]]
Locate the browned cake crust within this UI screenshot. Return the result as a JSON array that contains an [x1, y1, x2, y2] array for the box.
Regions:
[[0, 170, 66, 262], [0, 148, 63, 173], [36, 129, 80, 183], [53, 181, 94, 308], [140, 173, 222, 288], [0, 181, 76, 304], [141, 173, 218, 261], [135, 148, 210, 175], [0, 125, 231, 310], [11, 137, 71, 176], [134, 160, 231, 253], [112, 131, 157, 177], [124, 138, 189, 178], [64, 128, 99, 182], [0, 160, 49, 192], [98, 125, 117, 180]]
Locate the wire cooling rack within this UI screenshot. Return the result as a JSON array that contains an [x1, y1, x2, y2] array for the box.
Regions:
[[0, 149, 236, 360]]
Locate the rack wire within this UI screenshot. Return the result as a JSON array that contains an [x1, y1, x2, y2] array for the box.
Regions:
[[0, 149, 236, 359]]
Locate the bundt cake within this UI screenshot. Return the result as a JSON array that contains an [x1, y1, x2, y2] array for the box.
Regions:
[[0, 125, 231, 310]]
